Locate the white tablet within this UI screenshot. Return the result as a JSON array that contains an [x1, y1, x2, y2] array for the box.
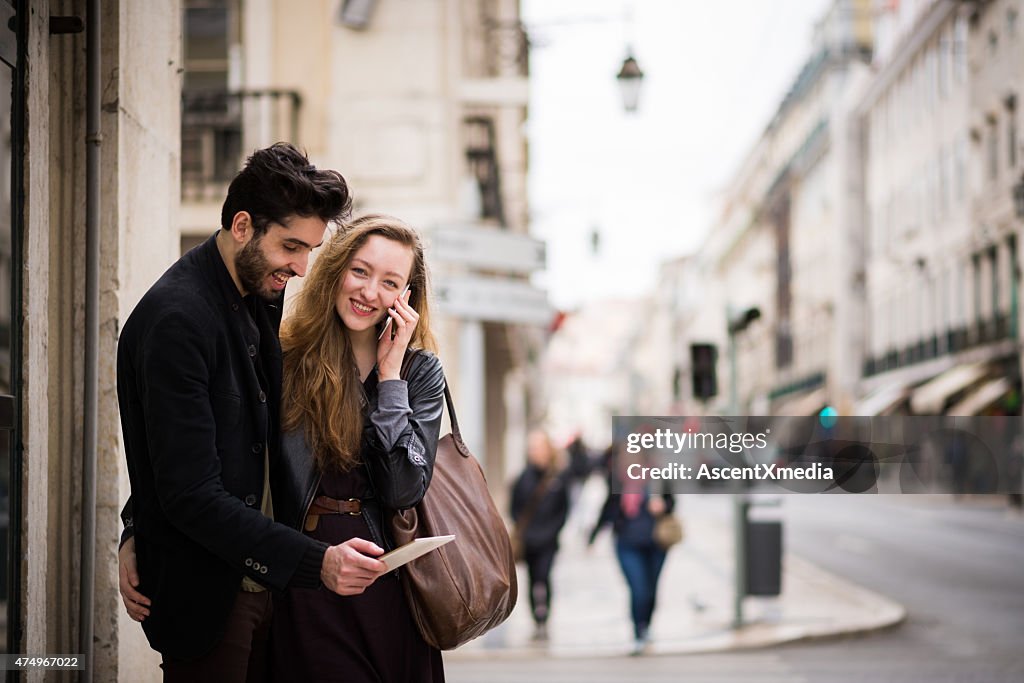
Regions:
[[379, 535, 455, 571]]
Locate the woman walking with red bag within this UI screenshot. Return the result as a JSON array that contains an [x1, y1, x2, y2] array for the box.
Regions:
[[588, 447, 676, 656]]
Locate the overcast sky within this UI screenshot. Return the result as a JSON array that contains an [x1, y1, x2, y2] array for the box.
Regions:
[[522, 0, 832, 310]]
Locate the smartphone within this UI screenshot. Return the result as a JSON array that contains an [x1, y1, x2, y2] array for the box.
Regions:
[[377, 284, 412, 341]]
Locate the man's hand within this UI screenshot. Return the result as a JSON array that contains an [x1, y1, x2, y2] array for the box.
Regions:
[[320, 538, 387, 596], [118, 538, 151, 622]]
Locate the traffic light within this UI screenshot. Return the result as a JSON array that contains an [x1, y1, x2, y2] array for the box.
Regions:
[[690, 343, 718, 401]]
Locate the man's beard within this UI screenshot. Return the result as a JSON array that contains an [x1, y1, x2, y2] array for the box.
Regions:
[[235, 233, 279, 301]]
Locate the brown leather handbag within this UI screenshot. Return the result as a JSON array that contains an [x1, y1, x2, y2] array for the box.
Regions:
[[391, 381, 518, 650]]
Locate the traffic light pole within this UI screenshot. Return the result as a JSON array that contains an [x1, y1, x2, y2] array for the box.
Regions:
[[729, 323, 746, 629], [726, 305, 760, 629], [728, 326, 739, 416]]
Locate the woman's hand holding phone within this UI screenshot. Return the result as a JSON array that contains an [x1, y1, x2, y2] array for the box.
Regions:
[[376, 285, 418, 381]]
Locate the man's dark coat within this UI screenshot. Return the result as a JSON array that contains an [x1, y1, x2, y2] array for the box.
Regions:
[[117, 233, 322, 660]]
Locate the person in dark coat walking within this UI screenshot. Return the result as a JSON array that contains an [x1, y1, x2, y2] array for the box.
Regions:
[[510, 430, 571, 641]]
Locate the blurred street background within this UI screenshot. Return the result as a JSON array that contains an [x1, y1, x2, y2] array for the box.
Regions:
[[446, 493, 1024, 683], [3, 0, 1024, 680]]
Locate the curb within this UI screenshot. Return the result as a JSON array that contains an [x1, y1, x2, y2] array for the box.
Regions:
[[446, 553, 907, 661]]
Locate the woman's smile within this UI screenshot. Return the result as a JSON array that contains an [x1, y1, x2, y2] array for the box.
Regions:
[[349, 299, 376, 317]]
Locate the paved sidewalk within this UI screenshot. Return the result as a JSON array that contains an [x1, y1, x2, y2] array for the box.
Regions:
[[449, 479, 906, 660]]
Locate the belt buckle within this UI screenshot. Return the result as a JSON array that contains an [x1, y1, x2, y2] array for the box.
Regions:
[[346, 498, 361, 516]]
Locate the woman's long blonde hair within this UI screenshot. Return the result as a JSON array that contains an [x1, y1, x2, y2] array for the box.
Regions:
[[281, 214, 438, 471]]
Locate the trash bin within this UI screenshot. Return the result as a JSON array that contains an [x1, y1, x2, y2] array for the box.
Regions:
[[744, 519, 782, 596]]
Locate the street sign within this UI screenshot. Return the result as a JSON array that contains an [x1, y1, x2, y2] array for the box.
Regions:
[[430, 224, 546, 274], [434, 274, 554, 326]]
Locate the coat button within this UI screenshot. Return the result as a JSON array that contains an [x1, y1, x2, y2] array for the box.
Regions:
[[245, 558, 253, 567], [412, 455, 426, 466], [252, 562, 261, 571], [251, 442, 262, 454], [232, 303, 239, 311], [248, 344, 257, 358], [244, 494, 257, 506], [258, 390, 266, 403], [260, 566, 268, 575]]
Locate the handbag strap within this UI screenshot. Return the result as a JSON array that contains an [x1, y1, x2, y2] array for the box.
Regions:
[[400, 350, 471, 459], [442, 385, 472, 456]]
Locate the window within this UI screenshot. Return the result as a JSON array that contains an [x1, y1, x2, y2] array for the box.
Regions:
[[953, 261, 965, 330], [990, 246, 1000, 321], [937, 29, 948, 99], [973, 254, 983, 328], [926, 161, 937, 228], [885, 194, 895, 247], [954, 16, 968, 83], [955, 137, 966, 203], [872, 202, 884, 255], [915, 173, 925, 235], [938, 266, 950, 346], [775, 319, 793, 369], [184, 2, 229, 90], [1008, 96, 1018, 169], [988, 115, 1000, 182], [927, 45, 937, 108], [1009, 234, 1019, 339], [939, 147, 949, 219], [181, 0, 241, 188], [464, 116, 506, 224]]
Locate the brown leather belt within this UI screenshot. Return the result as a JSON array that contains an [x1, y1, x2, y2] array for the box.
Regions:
[[304, 495, 362, 532]]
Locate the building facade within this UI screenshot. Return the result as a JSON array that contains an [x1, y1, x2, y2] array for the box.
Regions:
[[177, 0, 541, 495], [673, 0, 1022, 421], [858, 0, 1022, 417], [677, 0, 874, 418], [4, 1, 182, 680]]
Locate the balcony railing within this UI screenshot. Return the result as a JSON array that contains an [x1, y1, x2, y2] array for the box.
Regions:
[[181, 89, 301, 201], [863, 314, 1016, 377]]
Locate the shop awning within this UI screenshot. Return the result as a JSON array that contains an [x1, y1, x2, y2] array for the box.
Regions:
[[909, 362, 990, 415], [852, 384, 911, 416], [772, 386, 828, 417], [946, 376, 1014, 416]]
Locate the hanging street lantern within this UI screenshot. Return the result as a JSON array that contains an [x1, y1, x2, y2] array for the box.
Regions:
[[616, 51, 644, 113]]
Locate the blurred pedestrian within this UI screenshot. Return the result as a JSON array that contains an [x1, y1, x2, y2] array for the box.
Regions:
[[588, 449, 676, 655], [510, 430, 571, 641], [566, 433, 595, 480]]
